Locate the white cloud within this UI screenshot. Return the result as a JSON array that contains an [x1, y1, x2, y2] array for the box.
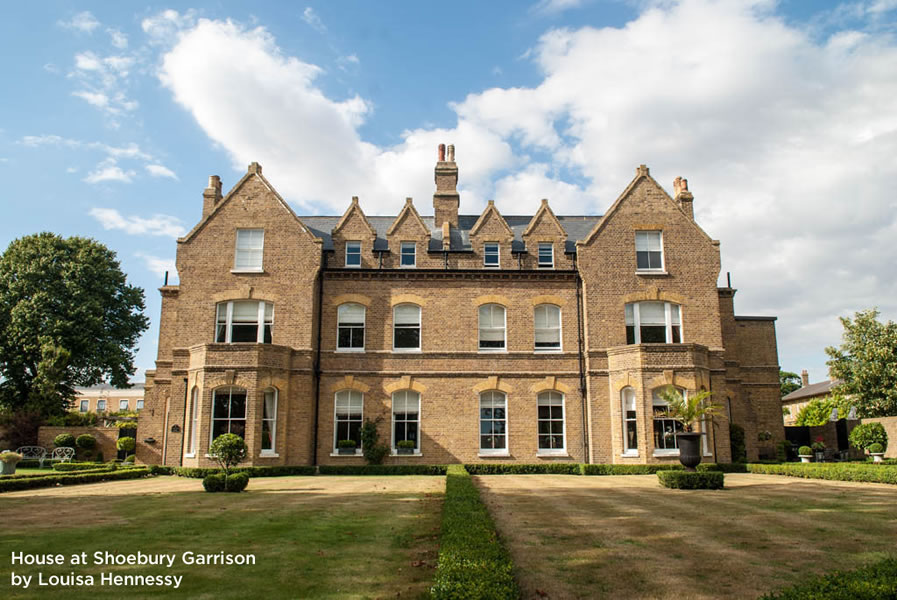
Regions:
[[58, 11, 100, 33], [108, 28, 128, 49], [142, 9, 197, 44], [531, 0, 585, 15], [90, 208, 186, 237], [20, 135, 150, 160], [146, 164, 178, 179], [69, 51, 138, 118], [302, 7, 327, 33], [337, 54, 359, 71], [83, 159, 136, 184], [72, 90, 109, 108], [134, 252, 177, 277]]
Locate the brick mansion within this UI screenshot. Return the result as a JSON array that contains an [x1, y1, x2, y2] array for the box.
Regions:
[[137, 145, 783, 467]]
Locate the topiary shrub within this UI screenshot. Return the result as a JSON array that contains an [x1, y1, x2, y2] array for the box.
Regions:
[[798, 446, 813, 456], [125, 454, 136, 463], [868, 442, 884, 454], [202, 473, 225, 492], [729, 423, 746, 463], [225, 472, 249, 492], [54, 433, 76, 448], [658, 470, 724, 490], [849, 422, 888, 453], [75, 434, 97, 450], [116, 436, 136, 453]]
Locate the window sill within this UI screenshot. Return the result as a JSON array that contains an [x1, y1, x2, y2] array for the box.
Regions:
[[344, 264, 362, 269], [230, 268, 264, 274], [536, 451, 569, 458], [329, 452, 363, 458], [389, 451, 422, 457], [335, 348, 365, 353], [620, 451, 639, 457], [478, 452, 510, 458], [259, 452, 279, 458], [652, 450, 680, 458], [635, 270, 668, 276], [184, 453, 196, 459], [534, 348, 562, 353], [392, 348, 421, 353], [478, 349, 508, 353]]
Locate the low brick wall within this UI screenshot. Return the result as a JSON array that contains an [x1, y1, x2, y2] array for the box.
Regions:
[[38, 426, 122, 461], [861, 417, 897, 458]]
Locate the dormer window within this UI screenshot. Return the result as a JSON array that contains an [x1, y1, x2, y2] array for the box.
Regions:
[[400, 242, 416, 268], [635, 231, 663, 271], [484, 243, 499, 268], [345, 241, 361, 267], [234, 229, 264, 272], [537, 243, 554, 268]]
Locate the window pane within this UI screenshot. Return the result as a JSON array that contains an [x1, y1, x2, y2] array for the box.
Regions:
[[636, 252, 650, 270], [261, 420, 273, 450], [230, 391, 247, 418], [635, 231, 661, 251], [394, 327, 420, 349], [641, 325, 667, 343], [214, 391, 230, 419], [231, 323, 258, 343], [624, 304, 634, 325], [394, 305, 420, 325], [338, 304, 365, 323], [229, 420, 246, 439], [670, 304, 680, 325], [639, 302, 665, 324], [213, 420, 229, 439], [263, 391, 276, 420], [626, 325, 636, 345]]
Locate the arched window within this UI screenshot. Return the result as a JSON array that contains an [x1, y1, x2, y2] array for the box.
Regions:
[[211, 387, 247, 442], [625, 302, 681, 344], [392, 391, 420, 451], [534, 305, 562, 351], [261, 388, 278, 455], [478, 304, 506, 351], [537, 391, 564, 453], [216, 300, 273, 343], [337, 303, 365, 351], [652, 387, 685, 451], [393, 304, 421, 351], [621, 387, 637, 455], [186, 387, 199, 456], [334, 390, 363, 452], [700, 386, 710, 456], [479, 391, 507, 453]]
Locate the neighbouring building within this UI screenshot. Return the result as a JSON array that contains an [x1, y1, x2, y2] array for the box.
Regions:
[[138, 145, 783, 467], [781, 370, 842, 426], [73, 383, 145, 414]]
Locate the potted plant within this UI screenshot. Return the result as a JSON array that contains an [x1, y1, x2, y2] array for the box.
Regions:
[[337, 439, 358, 455], [798, 446, 813, 463], [0, 451, 23, 475], [811, 437, 826, 462], [657, 388, 718, 471], [396, 439, 416, 455], [868, 442, 885, 463]]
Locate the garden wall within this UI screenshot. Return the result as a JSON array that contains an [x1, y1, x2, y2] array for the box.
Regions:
[[38, 426, 121, 461], [860, 417, 897, 458]]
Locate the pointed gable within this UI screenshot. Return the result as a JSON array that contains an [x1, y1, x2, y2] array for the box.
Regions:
[[386, 198, 430, 239], [469, 200, 514, 242], [522, 199, 567, 242], [332, 196, 377, 242]]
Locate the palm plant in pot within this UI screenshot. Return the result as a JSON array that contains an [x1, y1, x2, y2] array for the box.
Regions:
[[657, 387, 718, 471]]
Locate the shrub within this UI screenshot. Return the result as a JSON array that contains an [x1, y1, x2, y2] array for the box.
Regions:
[[760, 557, 897, 600], [730, 423, 747, 462], [336, 439, 357, 449], [798, 446, 813, 456], [54, 433, 76, 448], [202, 471, 249, 492], [208, 433, 248, 476], [319, 465, 446, 476], [657, 470, 725, 490], [96, 451, 104, 463], [465, 463, 582, 475], [0, 451, 23, 465], [151, 465, 318, 478], [431, 465, 518, 599], [202, 473, 225, 492], [849, 422, 888, 452], [868, 442, 884, 454], [0, 467, 149, 493], [396, 439, 416, 450], [776, 440, 792, 462], [747, 462, 897, 485], [360, 418, 389, 465], [697, 462, 748, 473], [125, 454, 136, 463], [225, 472, 249, 492], [116, 437, 136, 453], [53, 462, 113, 472], [794, 394, 852, 427], [583, 463, 682, 475], [75, 434, 97, 450]]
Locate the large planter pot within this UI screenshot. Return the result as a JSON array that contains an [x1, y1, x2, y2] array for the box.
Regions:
[[871, 453, 884, 463], [799, 455, 812, 463], [0, 461, 16, 475], [675, 432, 703, 471]]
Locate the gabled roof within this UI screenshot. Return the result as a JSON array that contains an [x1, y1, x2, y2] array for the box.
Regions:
[[522, 199, 567, 239], [782, 380, 842, 403], [332, 196, 377, 238], [386, 198, 430, 237], [469, 200, 514, 239]]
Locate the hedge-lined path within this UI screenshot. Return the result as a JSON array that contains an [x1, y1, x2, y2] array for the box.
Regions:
[[476, 473, 897, 600]]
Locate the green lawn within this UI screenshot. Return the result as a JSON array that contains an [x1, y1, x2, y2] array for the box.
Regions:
[[1, 475, 443, 599], [2, 468, 54, 476]]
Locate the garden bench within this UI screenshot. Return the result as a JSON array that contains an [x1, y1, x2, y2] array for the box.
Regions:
[[16, 446, 48, 467], [47, 447, 75, 464]]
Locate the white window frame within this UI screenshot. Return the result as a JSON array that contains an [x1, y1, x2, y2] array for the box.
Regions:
[[479, 391, 508, 456], [234, 228, 264, 272], [635, 230, 664, 272], [97, 399, 106, 412], [621, 387, 638, 456], [119, 399, 129, 411], [336, 303, 366, 352], [400, 242, 416, 268], [652, 387, 685, 455], [186, 387, 198, 457], [393, 303, 421, 352], [700, 389, 711, 457], [391, 390, 421, 453], [79, 400, 89, 412], [478, 304, 507, 352], [136, 399, 144, 410], [210, 386, 247, 445], [261, 388, 278, 456], [534, 304, 562, 352], [334, 390, 364, 454], [537, 391, 565, 455], [345, 241, 362, 268], [216, 300, 273, 344], [625, 302, 682, 344], [537, 243, 554, 269], [483, 242, 500, 268]]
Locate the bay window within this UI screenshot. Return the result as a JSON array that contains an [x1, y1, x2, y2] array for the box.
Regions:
[[622, 387, 638, 455], [261, 388, 277, 455], [212, 387, 247, 441], [625, 301, 681, 344], [216, 300, 273, 343], [652, 387, 684, 452]]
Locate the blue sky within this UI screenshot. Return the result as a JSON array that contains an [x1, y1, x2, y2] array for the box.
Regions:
[[2, 0, 896, 384]]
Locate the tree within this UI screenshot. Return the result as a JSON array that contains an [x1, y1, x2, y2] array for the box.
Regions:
[[825, 309, 897, 417], [793, 394, 852, 426], [0, 233, 149, 416], [780, 370, 802, 397], [209, 434, 248, 484]]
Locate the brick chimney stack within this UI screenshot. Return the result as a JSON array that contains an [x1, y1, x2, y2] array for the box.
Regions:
[[801, 369, 809, 387], [433, 143, 460, 229], [202, 175, 222, 218], [673, 176, 694, 220]]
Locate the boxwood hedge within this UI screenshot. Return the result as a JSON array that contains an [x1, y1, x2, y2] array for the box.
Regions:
[[0, 467, 149, 493], [657, 470, 725, 490], [760, 557, 897, 599], [318, 464, 446, 476], [748, 462, 897, 485], [464, 463, 581, 475]]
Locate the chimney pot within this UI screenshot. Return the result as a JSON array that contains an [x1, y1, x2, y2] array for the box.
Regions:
[[674, 175, 694, 220], [447, 144, 455, 162], [801, 370, 809, 387], [438, 144, 445, 162], [202, 174, 223, 218]]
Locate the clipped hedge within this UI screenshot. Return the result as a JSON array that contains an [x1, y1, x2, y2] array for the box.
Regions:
[[1, 466, 115, 480], [0, 467, 149, 493], [583, 463, 683, 475], [464, 463, 581, 475], [747, 462, 897, 485], [53, 462, 108, 472], [149, 465, 318, 478], [431, 465, 518, 599], [657, 470, 725, 490], [202, 473, 249, 493], [16, 460, 45, 469], [760, 558, 897, 600], [320, 464, 447, 476]]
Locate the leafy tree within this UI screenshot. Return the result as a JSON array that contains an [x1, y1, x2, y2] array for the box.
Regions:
[[208, 433, 248, 483], [848, 422, 888, 452], [826, 309, 897, 417], [0, 233, 149, 416], [780, 370, 802, 397], [793, 394, 852, 426]]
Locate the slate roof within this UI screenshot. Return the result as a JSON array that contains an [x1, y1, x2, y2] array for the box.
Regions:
[[300, 214, 602, 254], [782, 379, 841, 403], [75, 383, 145, 392]]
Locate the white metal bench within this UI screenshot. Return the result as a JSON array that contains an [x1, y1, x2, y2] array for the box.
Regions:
[[16, 446, 48, 467], [48, 447, 75, 464]]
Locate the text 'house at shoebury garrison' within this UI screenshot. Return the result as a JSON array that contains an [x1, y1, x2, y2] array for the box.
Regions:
[[138, 144, 782, 467]]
